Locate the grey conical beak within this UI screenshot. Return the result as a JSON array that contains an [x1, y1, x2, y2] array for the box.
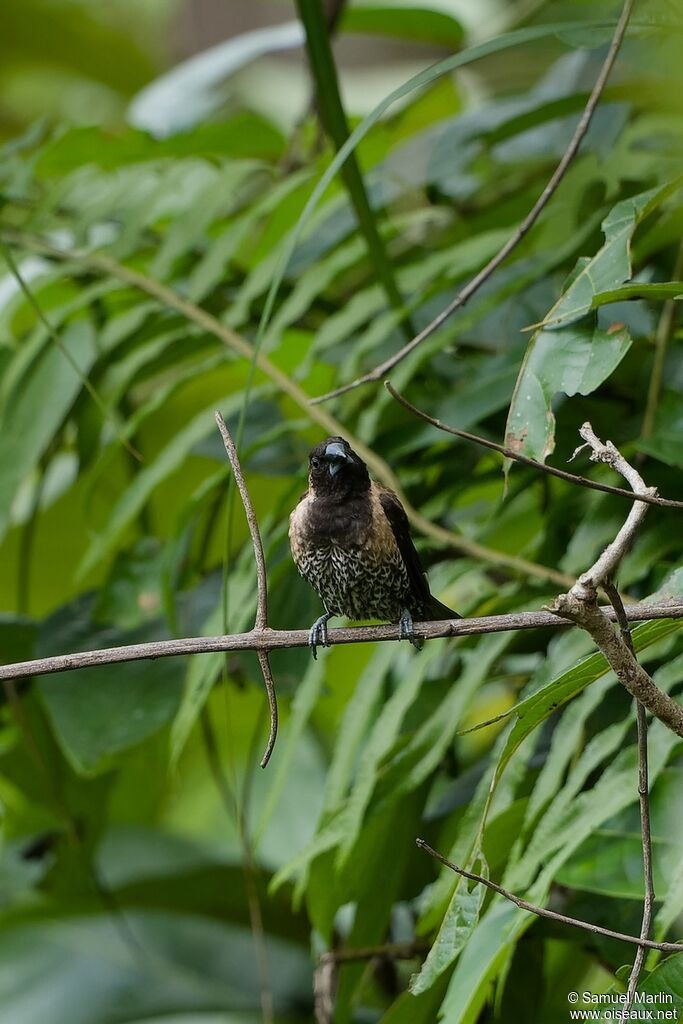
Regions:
[[325, 441, 348, 475]]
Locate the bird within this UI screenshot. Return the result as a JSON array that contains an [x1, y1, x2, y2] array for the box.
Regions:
[[289, 436, 460, 658]]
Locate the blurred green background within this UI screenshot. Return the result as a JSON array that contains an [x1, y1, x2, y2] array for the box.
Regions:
[[0, 0, 682, 1022]]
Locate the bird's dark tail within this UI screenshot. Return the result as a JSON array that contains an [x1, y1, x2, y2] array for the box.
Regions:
[[427, 596, 461, 621]]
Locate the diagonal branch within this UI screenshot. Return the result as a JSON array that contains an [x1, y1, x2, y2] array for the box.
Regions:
[[415, 839, 683, 953], [313, 0, 636, 404], [550, 423, 683, 737], [214, 412, 277, 768], [385, 382, 683, 510]]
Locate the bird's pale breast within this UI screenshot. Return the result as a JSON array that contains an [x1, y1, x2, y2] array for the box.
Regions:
[[289, 492, 412, 620]]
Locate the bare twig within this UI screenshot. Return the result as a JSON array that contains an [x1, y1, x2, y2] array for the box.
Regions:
[[314, 957, 336, 1024], [385, 382, 683, 510], [627, 704, 654, 1001], [0, 227, 575, 589], [256, 651, 278, 768], [550, 424, 683, 737], [313, 0, 636, 404], [320, 942, 429, 965], [415, 839, 683, 953], [1, 603, 680, 683], [214, 413, 268, 630], [214, 412, 277, 768], [569, 425, 655, 594], [604, 582, 655, 1011], [315, 941, 429, 1023]]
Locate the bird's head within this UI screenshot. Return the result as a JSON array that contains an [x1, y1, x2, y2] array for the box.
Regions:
[[307, 437, 370, 498]]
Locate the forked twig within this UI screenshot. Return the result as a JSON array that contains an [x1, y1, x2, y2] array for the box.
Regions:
[[214, 412, 278, 768], [415, 840, 683, 953], [549, 423, 683, 737], [313, 0, 636, 403]]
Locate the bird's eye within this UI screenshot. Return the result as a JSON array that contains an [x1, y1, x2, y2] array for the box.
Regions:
[[311, 456, 320, 469]]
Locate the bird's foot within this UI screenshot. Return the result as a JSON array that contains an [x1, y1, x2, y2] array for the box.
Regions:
[[308, 612, 333, 660], [398, 609, 423, 650]]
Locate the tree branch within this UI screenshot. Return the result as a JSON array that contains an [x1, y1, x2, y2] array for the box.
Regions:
[[313, 0, 635, 403], [0, 603, 679, 682], [550, 424, 683, 737], [385, 382, 683, 510], [415, 840, 683, 953], [214, 412, 277, 768], [603, 582, 655, 1012], [320, 942, 429, 965]]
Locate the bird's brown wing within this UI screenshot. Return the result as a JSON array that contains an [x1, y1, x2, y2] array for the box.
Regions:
[[376, 484, 431, 607]]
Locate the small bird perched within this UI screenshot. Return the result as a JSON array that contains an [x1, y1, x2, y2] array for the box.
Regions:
[[289, 436, 460, 658]]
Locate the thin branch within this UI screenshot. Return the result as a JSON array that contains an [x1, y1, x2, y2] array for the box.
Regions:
[[628, 700, 654, 1005], [214, 413, 268, 629], [415, 839, 683, 953], [313, 0, 636, 403], [214, 412, 277, 768], [0, 227, 573, 588], [256, 651, 278, 769], [320, 942, 429, 964], [315, 941, 429, 1023], [604, 582, 655, 1011], [314, 958, 336, 1024], [550, 424, 683, 737], [0, 603, 680, 682], [386, 382, 683, 510], [568, 424, 655, 595]]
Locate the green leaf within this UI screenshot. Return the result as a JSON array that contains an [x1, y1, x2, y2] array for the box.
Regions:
[[0, 320, 97, 541], [335, 642, 446, 866], [257, 18, 622, 347], [254, 657, 326, 843], [637, 390, 683, 468], [505, 180, 683, 461], [0, 910, 311, 1024], [78, 396, 242, 579], [36, 121, 284, 175], [631, 954, 683, 1015], [322, 644, 396, 813], [591, 280, 683, 307], [438, 901, 523, 1024], [342, 6, 464, 48], [36, 601, 185, 776], [295, 0, 410, 335], [127, 23, 303, 137], [505, 318, 632, 462], [494, 618, 682, 786], [538, 181, 682, 330], [411, 864, 485, 995]]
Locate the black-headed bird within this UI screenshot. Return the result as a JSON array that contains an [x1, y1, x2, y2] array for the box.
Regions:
[[289, 437, 460, 657]]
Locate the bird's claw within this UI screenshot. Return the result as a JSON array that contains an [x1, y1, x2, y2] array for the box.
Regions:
[[308, 612, 332, 660], [399, 609, 422, 650]]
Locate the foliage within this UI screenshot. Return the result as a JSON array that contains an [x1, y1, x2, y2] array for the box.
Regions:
[[0, 0, 682, 1022]]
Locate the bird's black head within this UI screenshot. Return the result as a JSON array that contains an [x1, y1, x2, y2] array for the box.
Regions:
[[308, 437, 370, 499]]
